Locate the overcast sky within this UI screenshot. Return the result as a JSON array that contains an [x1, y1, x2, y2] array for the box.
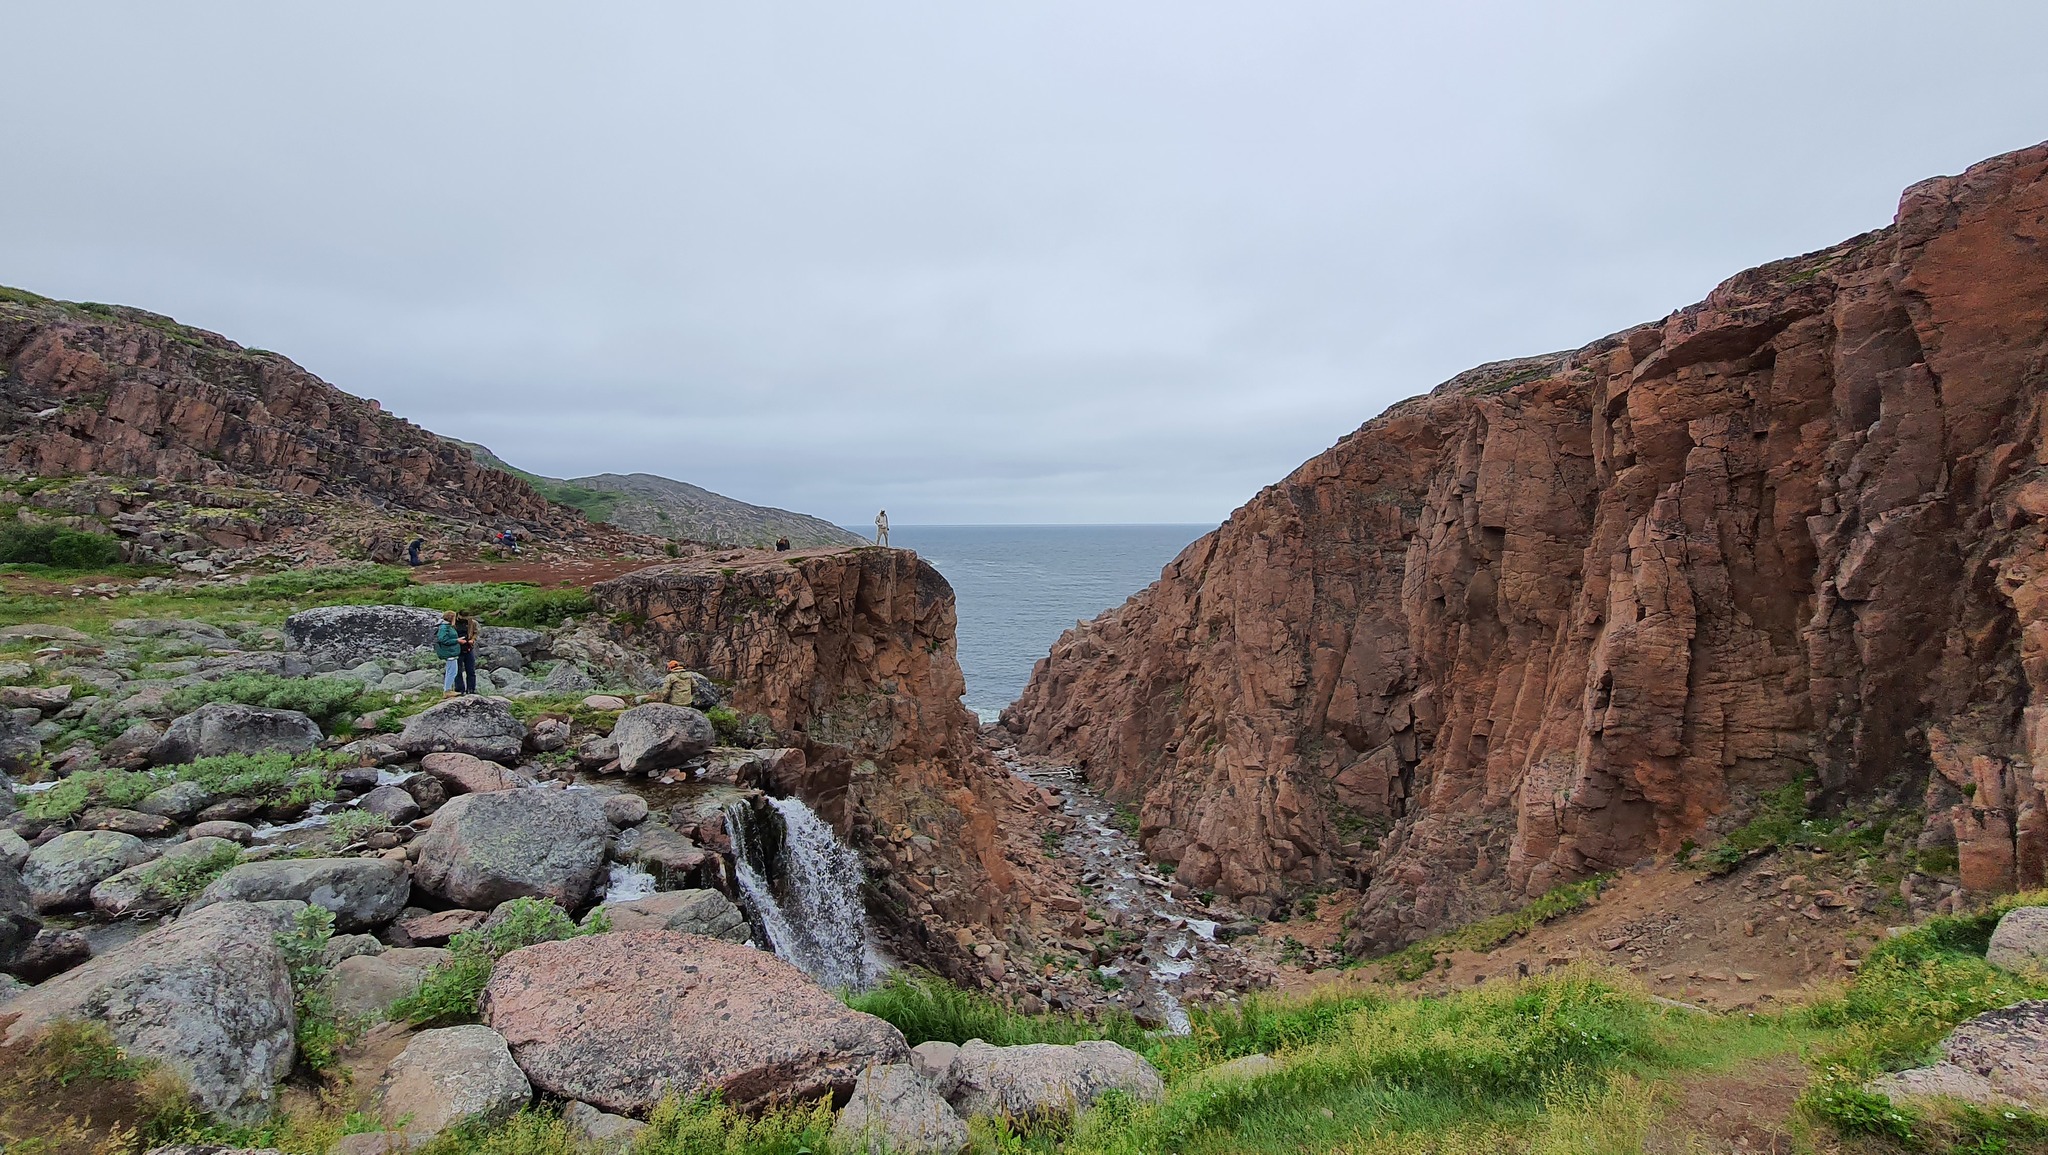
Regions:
[[6, 3, 2046, 526]]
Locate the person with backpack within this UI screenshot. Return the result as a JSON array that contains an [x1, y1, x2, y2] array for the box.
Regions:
[[454, 613, 479, 695], [407, 536, 425, 566], [435, 611, 462, 697]]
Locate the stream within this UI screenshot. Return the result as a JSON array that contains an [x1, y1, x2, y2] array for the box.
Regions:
[[994, 742, 1267, 1030]]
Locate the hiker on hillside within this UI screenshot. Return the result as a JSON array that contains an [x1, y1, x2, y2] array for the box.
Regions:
[[875, 510, 889, 547], [644, 659, 696, 706], [775, 536, 790, 552], [407, 536, 424, 566], [435, 612, 462, 696], [454, 612, 479, 695], [499, 528, 521, 555]]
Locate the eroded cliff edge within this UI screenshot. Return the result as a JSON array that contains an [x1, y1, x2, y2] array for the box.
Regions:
[[594, 549, 1063, 984], [1005, 140, 2048, 949]]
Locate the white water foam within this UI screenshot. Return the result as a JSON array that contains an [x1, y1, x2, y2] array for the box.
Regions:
[[603, 861, 658, 903], [725, 797, 878, 991]]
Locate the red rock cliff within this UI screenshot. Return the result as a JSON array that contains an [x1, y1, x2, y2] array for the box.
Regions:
[[1005, 141, 2048, 948], [0, 293, 588, 535], [594, 549, 1061, 981]]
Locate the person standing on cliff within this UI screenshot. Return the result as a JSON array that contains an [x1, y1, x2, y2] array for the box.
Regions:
[[875, 510, 889, 547], [407, 536, 424, 567]]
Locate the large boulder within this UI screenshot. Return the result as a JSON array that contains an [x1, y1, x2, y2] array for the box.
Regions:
[[1, 901, 300, 1122], [946, 1040, 1164, 1122], [420, 751, 534, 795], [1987, 906, 2048, 973], [190, 858, 411, 931], [410, 790, 612, 910], [358, 784, 423, 823], [600, 888, 750, 942], [612, 823, 715, 889], [0, 862, 41, 971], [1870, 1000, 2048, 1110], [0, 708, 40, 774], [396, 697, 529, 763], [23, 829, 148, 911], [331, 947, 450, 1021], [481, 930, 908, 1114], [833, 1063, 970, 1155], [609, 704, 714, 775], [376, 1024, 531, 1139], [136, 780, 213, 821], [284, 605, 442, 672], [151, 703, 322, 765]]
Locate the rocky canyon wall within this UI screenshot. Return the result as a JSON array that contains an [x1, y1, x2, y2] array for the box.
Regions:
[[0, 293, 592, 536], [593, 549, 1063, 982], [1005, 140, 2048, 949]]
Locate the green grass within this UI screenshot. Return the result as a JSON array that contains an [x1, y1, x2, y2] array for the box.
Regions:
[[390, 898, 611, 1027], [1378, 874, 1613, 981], [1797, 890, 2048, 1148], [0, 563, 592, 635], [847, 972, 1151, 1051]]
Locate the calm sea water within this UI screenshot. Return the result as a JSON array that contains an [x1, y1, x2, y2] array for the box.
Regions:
[[846, 525, 1211, 720]]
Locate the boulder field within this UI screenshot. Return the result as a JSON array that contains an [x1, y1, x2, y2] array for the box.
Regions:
[[1005, 138, 2048, 947]]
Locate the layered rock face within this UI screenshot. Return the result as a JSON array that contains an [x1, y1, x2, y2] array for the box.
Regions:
[[0, 294, 591, 536], [594, 550, 1061, 978], [1006, 141, 2048, 947]]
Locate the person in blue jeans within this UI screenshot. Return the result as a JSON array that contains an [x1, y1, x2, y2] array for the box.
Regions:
[[435, 611, 462, 696], [454, 613, 479, 694]]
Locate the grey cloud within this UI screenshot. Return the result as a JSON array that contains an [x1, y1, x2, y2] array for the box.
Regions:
[[4, 1, 2045, 525]]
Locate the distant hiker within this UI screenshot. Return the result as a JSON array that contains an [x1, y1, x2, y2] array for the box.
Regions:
[[775, 536, 791, 552], [644, 659, 694, 706], [454, 613, 479, 695], [875, 510, 889, 547], [499, 529, 521, 555], [435, 611, 462, 696], [407, 536, 424, 567]]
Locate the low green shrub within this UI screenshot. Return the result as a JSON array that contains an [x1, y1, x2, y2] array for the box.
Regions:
[[164, 673, 374, 732], [137, 842, 243, 902], [20, 751, 348, 821], [391, 898, 610, 1026], [0, 524, 122, 569], [397, 582, 595, 629], [277, 905, 350, 1074]]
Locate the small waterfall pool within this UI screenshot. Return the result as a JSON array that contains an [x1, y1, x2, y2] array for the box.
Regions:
[[725, 796, 880, 991]]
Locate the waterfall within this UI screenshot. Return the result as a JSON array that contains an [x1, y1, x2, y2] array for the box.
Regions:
[[724, 797, 878, 991]]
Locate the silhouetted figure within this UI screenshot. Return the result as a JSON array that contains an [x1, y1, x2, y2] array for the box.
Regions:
[[407, 536, 424, 566], [775, 536, 791, 552]]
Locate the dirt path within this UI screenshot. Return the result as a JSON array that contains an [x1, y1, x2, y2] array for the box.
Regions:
[[1647, 1052, 1809, 1154]]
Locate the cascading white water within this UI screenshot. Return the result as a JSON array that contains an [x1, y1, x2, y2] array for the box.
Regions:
[[724, 797, 878, 991]]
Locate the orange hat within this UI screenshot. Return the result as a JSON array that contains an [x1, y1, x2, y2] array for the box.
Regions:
[[667, 660, 682, 670]]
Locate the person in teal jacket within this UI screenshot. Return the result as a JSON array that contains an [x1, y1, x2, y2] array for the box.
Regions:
[[435, 611, 462, 697]]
